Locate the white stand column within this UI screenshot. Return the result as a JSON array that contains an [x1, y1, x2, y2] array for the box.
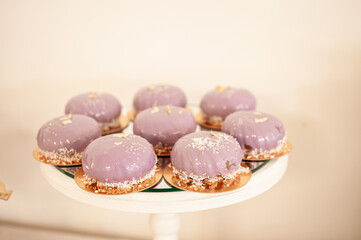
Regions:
[[150, 213, 181, 240]]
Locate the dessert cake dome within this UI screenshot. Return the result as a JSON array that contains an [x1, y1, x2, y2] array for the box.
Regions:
[[199, 86, 256, 127], [133, 85, 187, 113], [171, 131, 248, 186], [133, 105, 196, 155], [35, 114, 101, 165], [65, 92, 122, 133], [81, 133, 157, 191], [221, 111, 287, 160]]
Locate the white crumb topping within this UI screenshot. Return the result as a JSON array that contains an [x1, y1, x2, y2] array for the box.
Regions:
[[123, 140, 148, 155], [172, 165, 249, 185], [99, 117, 120, 131], [83, 165, 157, 189], [187, 133, 236, 151], [244, 136, 287, 159], [39, 148, 82, 164]]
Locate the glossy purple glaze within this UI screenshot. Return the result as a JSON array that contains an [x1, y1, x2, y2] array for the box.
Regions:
[[133, 106, 196, 147], [133, 85, 187, 112], [82, 134, 157, 184], [171, 131, 242, 179], [200, 87, 256, 118], [36, 114, 101, 152], [221, 111, 286, 151], [65, 92, 122, 123]]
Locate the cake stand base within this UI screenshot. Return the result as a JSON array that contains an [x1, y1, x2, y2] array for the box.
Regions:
[[40, 155, 289, 240], [150, 213, 180, 240]]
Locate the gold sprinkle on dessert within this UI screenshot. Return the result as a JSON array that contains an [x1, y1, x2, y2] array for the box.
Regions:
[[178, 110, 183, 114], [146, 86, 155, 90], [60, 114, 72, 123], [210, 131, 220, 138], [151, 106, 159, 113], [255, 117, 268, 123], [225, 86, 231, 90], [114, 142, 123, 145], [88, 93, 97, 98], [166, 105, 171, 114], [216, 86, 224, 92], [114, 133, 128, 138], [62, 120, 72, 125]]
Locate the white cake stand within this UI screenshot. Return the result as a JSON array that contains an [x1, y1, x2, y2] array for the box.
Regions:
[[40, 154, 288, 240]]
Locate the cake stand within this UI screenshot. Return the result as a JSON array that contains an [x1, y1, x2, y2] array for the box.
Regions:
[[40, 154, 288, 240]]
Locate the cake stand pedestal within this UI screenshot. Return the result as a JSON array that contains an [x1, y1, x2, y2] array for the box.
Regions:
[[40, 155, 288, 240]]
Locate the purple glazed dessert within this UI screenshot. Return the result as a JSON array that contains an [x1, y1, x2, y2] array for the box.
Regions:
[[221, 111, 287, 159], [65, 92, 122, 133], [82, 133, 157, 189], [171, 131, 249, 186], [133, 85, 187, 113], [199, 86, 256, 126], [36, 114, 101, 164], [133, 106, 196, 155]]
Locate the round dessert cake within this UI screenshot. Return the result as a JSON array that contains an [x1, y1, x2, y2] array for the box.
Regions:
[[221, 111, 288, 160], [132, 85, 187, 114], [198, 86, 256, 128], [170, 131, 250, 190], [65, 92, 123, 133], [81, 133, 158, 193], [35, 114, 101, 165], [133, 105, 196, 155]]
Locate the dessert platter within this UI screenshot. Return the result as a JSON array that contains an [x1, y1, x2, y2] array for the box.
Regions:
[[34, 85, 292, 240]]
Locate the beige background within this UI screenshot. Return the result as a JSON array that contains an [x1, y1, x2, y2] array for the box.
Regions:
[[1, 0, 361, 239]]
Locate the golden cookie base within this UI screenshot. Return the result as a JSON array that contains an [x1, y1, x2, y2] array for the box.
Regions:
[[33, 147, 82, 166], [101, 114, 130, 135], [154, 147, 172, 157], [163, 163, 251, 193], [195, 112, 222, 130], [127, 109, 136, 121], [74, 165, 162, 195]]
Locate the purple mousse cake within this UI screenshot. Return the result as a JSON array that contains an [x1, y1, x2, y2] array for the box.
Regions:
[[36, 114, 101, 165], [133, 106, 196, 155], [82, 133, 157, 191], [221, 111, 287, 160], [65, 92, 122, 133], [133, 85, 187, 113], [171, 131, 249, 188], [199, 86, 256, 126]]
